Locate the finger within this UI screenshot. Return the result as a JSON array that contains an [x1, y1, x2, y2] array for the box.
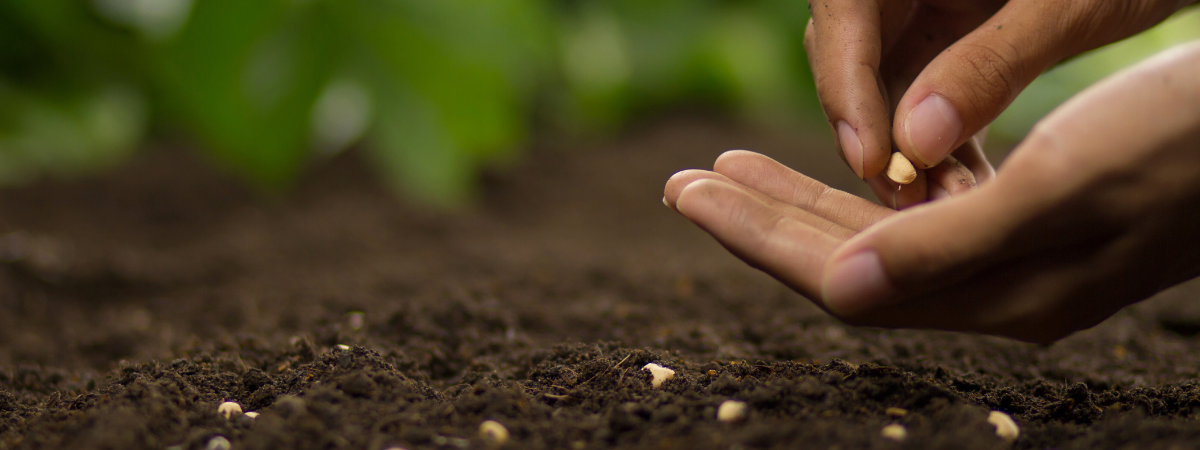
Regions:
[[893, 0, 1184, 169], [892, 167, 927, 209], [820, 184, 1024, 317], [664, 168, 857, 239], [832, 41, 1200, 317], [675, 178, 843, 300], [925, 154, 977, 197], [953, 130, 995, 185], [807, 0, 891, 180], [710, 150, 894, 231], [866, 176, 897, 209]]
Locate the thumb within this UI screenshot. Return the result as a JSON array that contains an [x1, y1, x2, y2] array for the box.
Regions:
[[819, 185, 1031, 317], [893, 0, 1182, 168]]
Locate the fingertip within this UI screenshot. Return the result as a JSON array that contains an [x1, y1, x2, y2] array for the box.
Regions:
[[664, 169, 713, 208], [821, 249, 895, 317], [900, 93, 963, 168], [674, 178, 730, 217], [836, 121, 865, 179]]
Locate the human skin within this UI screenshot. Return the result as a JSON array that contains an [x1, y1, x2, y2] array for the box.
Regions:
[[664, 43, 1200, 343], [806, 0, 1199, 208]]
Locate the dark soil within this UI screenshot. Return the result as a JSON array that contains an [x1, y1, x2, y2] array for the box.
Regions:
[[3, 118, 1200, 450]]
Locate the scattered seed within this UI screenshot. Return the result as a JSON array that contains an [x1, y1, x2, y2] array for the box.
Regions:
[[479, 420, 509, 446], [988, 411, 1020, 442], [885, 407, 908, 417], [346, 311, 365, 330], [707, 370, 716, 377], [336, 344, 351, 351], [217, 401, 242, 419], [642, 363, 675, 388], [244, 412, 259, 419], [881, 424, 907, 441], [717, 400, 747, 423], [206, 436, 231, 450], [886, 152, 917, 185]]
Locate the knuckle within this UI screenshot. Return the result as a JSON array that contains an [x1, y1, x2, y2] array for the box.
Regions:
[[953, 42, 1022, 112]]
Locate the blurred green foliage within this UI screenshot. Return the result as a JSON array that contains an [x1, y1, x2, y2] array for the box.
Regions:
[[993, 7, 1200, 146], [0, 1, 1196, 204]]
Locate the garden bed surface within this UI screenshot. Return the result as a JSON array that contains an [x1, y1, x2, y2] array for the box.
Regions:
[[2, 118, 1200, 449]]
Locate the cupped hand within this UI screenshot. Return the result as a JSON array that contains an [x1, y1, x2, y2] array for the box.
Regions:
[[666, 42, 1200, 343], [807, 0, 1197, 208]]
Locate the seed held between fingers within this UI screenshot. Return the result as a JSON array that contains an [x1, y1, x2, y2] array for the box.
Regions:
[[885, 153, 917, 185]]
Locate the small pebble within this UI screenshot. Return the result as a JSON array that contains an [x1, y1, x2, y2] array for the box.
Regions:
[[244, 411, 259, 419], [881, 424, 907, 441], [988, 411, 1020, 442], [706, 370, 716, 377], [206, 436, 231, 450], [642, 363, 675, 388], [217, 401, 242, 419], [716, 400, 747, 423], [885, 407, 908, 417], [479, 420, 509, 446]]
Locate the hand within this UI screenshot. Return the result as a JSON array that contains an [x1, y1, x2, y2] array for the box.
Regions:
[[665, 43, 1200, 343], [806, 0, 1196, 208]]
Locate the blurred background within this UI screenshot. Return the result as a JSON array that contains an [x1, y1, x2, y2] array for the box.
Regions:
[[1, 0, 1197, 206]]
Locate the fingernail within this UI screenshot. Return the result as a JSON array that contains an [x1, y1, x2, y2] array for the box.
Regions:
[[836, 121, 864, 178], [904, 94, 962, 167], [822, 250, 893, 316], [662, 196, 671, 209]]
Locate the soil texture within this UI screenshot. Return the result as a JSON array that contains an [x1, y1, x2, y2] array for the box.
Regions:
[[3, 118, 1200, 449]]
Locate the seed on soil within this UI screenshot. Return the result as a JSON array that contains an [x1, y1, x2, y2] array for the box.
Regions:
[[988, 411, 1020, 442], [881, 424, 907, 441], [479, 420, 509, 446], [244, 412, 259, 419], [717, 400, 748, 423], [886, 152, 917, 185], [217, 401, 242, 419], [642, 363, 675, 388], [336, 344, 351, 350], [206, 436, 231, 450], [885, 407, 908, 417]]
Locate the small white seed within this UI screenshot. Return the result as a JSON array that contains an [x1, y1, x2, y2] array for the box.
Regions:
[[988, 411, 1020, 442], [217, 401, 242, 419], [479, 420, 509, 446], [886, 152, 917, 185], [244, 411, 259, 419], [642, 363, 675, 388], [881, 424, 907, 441], [717, 400, 747, 423], [335, 344, 351, 351], [206, 436, 231, 450]]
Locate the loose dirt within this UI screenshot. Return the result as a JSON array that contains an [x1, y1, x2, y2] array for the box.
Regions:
[[3, 118, 1200, 449]]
